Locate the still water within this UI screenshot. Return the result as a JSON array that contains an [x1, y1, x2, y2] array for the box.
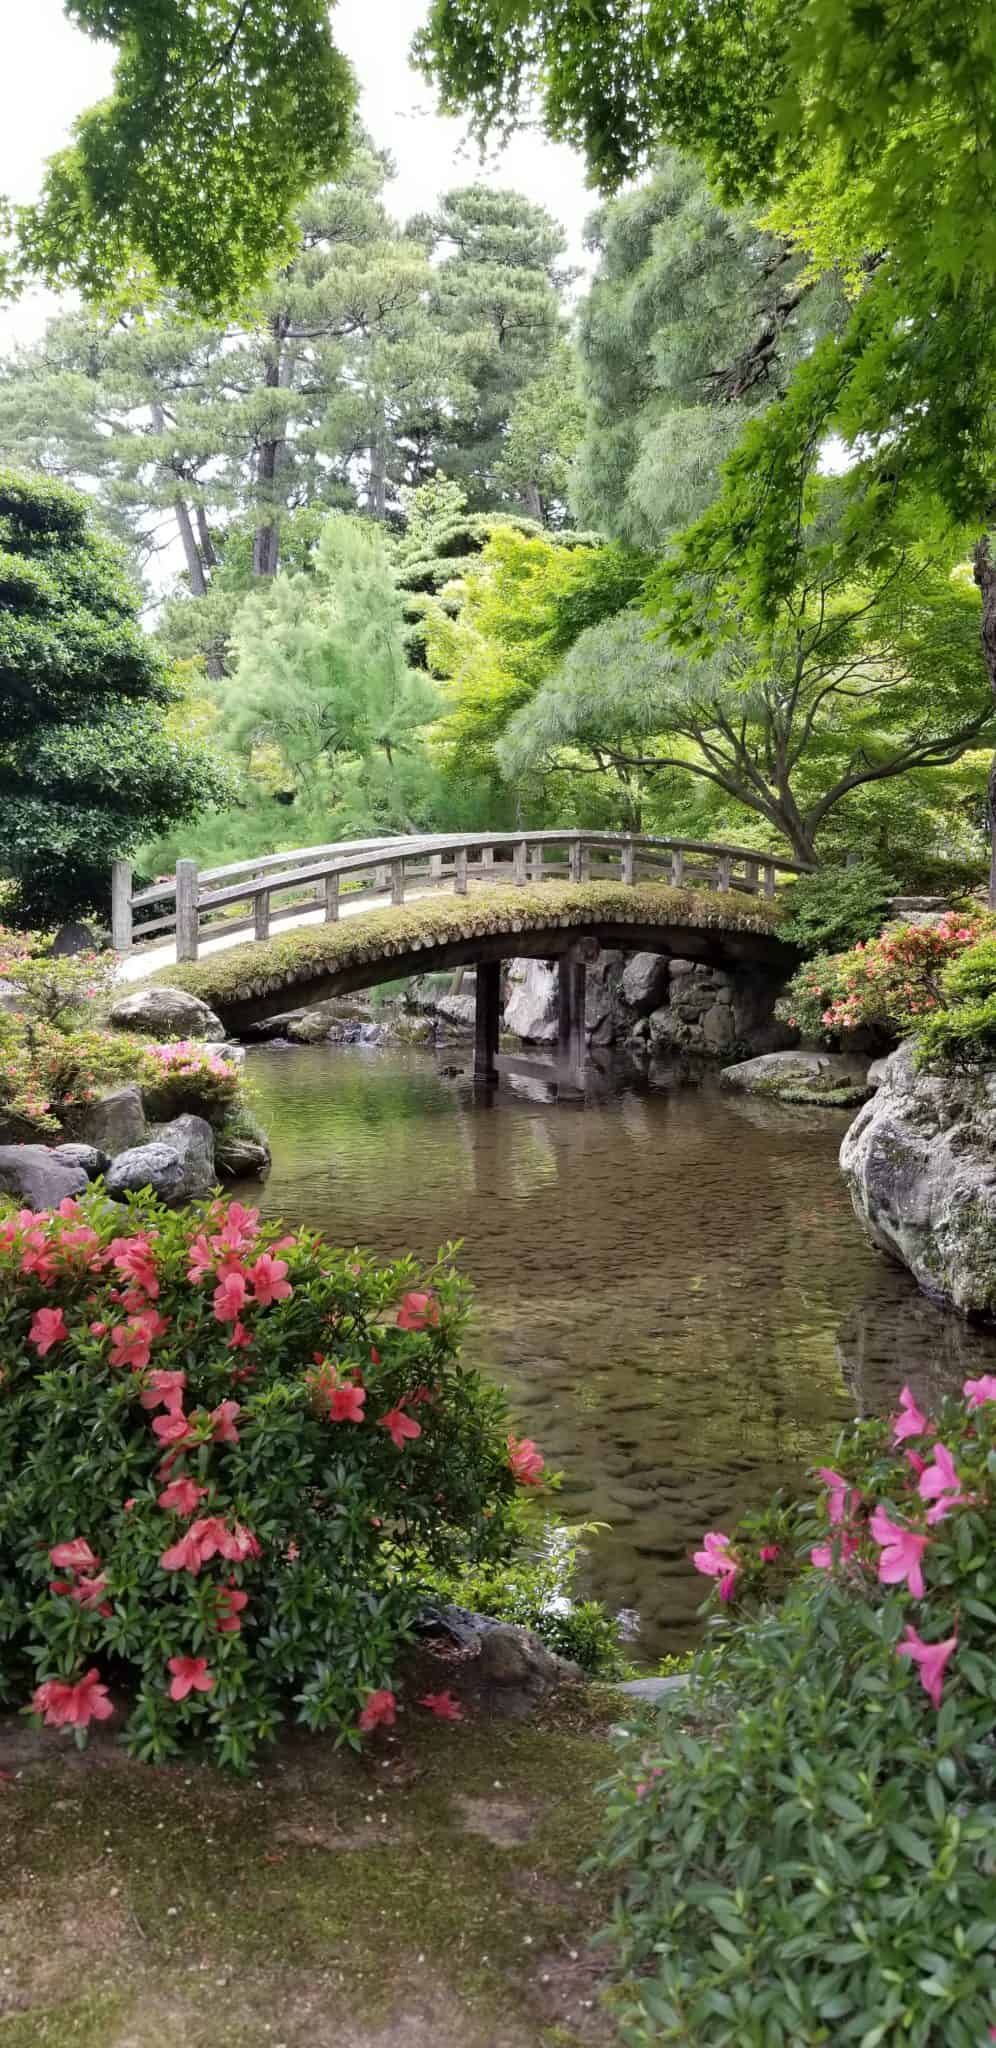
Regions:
[[242, 1043, 996, 1659]]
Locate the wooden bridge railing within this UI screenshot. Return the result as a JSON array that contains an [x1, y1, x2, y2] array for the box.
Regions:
[[111, 831, 811, 963]]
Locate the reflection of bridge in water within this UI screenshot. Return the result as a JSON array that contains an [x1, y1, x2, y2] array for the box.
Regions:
[[111, 830, 806, 1092]]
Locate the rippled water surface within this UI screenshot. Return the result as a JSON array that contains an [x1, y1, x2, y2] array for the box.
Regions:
[[243, 1043, 996, 1657]]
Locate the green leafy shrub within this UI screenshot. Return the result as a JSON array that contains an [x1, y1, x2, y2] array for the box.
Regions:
[[432, 1516, 625, 1675], [915, 995, 996, 1070], [778, 860, 898, 956], [939, 936, 996, 1004], [0, 927, 115, 1027], [0, 1193, 533, 1771], [777, 910, 990, 1040], [597, 1378, 996, 2046]]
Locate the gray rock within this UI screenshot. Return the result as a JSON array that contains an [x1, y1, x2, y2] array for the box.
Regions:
[[472, 1623, 582, 1718], [105, 1141, 186, 1204], [0, 980, 25, 1016], [51, 1142, 109, 1181], [615, 1674, 691, 1700], [79, 1085, 148, 1156], [109, 984, 225, 1042], [51, 922, 97, 957], [620, 951, 671, 1014], [867, 1053, 892, 1088], [148, 1114, 216, 1202], [242, 1010, 306, 1042], [840, 1040, 996, 1320], [0, 1145, 89, 1209], [434, 992, 476, 1033], [217, 1043, 246, 1067], [503, 958, 558, 1043], [721, 1048, 873, 1107], [216, 1134, 271, 1181]]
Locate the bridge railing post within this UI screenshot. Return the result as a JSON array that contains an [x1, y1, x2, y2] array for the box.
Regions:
[[763, 861, 776, 899], [512, 838, 527, 885], [717, 854, 731, 892], [569, 839, 583, 885], [175, 859, 200, 962], [254, 889, 270, 942], [620, 840, 635, 886], [111, 860, 133, 952], [670, 847, 685, 887], [324, 872, 340, 922], [454, 847, 468, 896], [391, 859, 405, 906]]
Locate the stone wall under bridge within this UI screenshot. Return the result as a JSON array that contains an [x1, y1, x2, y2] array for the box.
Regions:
[[495, 947, 794, 1063]]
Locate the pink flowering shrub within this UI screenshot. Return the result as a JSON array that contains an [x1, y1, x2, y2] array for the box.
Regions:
[[0, 1192, 533, 1770], [599, 1379, 996, 2045], [778, 909, 992, 1043], [138, 1039, 240, 1124]]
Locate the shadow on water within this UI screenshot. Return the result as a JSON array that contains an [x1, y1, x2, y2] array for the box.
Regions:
[[241, 1042, 996, 1658]]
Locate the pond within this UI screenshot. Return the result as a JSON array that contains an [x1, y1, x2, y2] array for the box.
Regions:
[[240, 1042, 996, 1661]]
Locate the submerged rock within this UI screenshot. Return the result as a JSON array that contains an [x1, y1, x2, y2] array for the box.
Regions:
[[840, 1041, 996, 1321], [721, 1048, 874, 1107]]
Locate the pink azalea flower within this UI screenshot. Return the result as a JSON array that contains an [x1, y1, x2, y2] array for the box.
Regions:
[[29, 1306, 68, 1356], [507, 1435, 545, 1485], [759, 1544, 780, 1563], [693, 1530, 737, 1580], [212, 1271, 247, 1324], [187, 1233, 215, 1283], [157, 1476, 208, 1516], [810, 1533, 861, 1574], [419, 1691, 463, 1721], [891, 1385, 927, 1443], [328, 1382, 366, 1423], [139, 1369, 187, 1412], [378, 1405, 422, 1450], [160, 1527, 210, 1574], [216, 1585, 248, 1634], [963, 1374, 996, 1409], [896, 1625, 957, 1709], [108, 1234, 159, 1299], [869, 1506, 928, 1598], [228, 1321, 253, 1350], [152, 1409, 192, 1447], [32, 1668, 114, 1728], [49, 1537, 100, 1574], [209, 1400, 241, 1445], [167, 1655, 214, 1702], [817, 1467, 861, 1526], [397, 1290, 440, 1332], [917, 1444, 969, 1525], [358, 1688, 396, 1731], [109, 1321, 152, 1372], [246, 1253, 292, 1308]]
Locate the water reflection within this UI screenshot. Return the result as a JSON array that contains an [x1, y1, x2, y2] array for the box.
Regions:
[[242, 1044, 996, 1658]]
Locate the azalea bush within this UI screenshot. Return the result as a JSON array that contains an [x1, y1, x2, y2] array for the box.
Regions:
[[0, 1192, 536, 1769], [915, 937, 996, 1070], [0, 927, 115, 1028], [0, 1024, 241, 1142], [598, 1379, 996, 2046], [138, 1039, 241, 1124], [778, 910, 990, 1042]]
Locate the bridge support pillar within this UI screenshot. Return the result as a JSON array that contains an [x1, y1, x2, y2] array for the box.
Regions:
[[474, 959, 502, 1086], [558, 946, 589, 1090]]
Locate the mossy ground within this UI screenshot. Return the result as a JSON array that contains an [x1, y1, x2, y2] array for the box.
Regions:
[[0, 1678, 621, 2048]]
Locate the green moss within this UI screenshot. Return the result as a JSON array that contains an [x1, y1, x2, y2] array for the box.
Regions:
[[1, 1696, 615, 2048], [157, 881, 786, 1013]]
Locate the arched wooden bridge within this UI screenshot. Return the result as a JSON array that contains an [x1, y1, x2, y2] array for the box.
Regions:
[[112, 831, 806, 1089]]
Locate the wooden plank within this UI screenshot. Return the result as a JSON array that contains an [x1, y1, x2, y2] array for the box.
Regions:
[[671, 847, 685, 887], [111, 861, 133, 952], [764, 862, 777, 899], [254, 891, 271, 942], [454, 847, 468, 896], [474, 959, 501, 1084], [175, 860, 200, 962], [620, 841, 635, 886], [568, 840, 583, 884], [717, 854, 732, 892], [391, 859, 405, 906], [512, 838, 527, 885], [324, 873, 339, 923]]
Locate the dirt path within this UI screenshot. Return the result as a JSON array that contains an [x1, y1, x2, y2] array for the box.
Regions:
[[0, 1688, 621, 2048]]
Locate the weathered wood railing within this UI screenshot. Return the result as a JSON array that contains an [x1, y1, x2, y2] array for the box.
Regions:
[[111, 832, 810, 963]]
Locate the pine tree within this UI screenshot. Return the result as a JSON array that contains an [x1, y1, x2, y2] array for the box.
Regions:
[[0, 468, 228, 925]]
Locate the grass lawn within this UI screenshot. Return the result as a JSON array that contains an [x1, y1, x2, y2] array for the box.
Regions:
[[0, 1679, 620, 2048]]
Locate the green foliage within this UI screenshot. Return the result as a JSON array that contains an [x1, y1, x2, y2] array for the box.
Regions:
[[596, 1379, 996, 2045], [10, 0, 356, 311], [572, 156, 842, 552], [432, 1517, 625, 1676], [0, 929, 115, 1027], [160, 880, 784, 1015], [0, 468, 228, 926], [0, 1194, 523, 1770], [915, 937, 996, 1069], [0, 1020, 157, 1140], [778, 862, 899, 957]]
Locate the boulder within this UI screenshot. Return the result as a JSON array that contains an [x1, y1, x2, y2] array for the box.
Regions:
[[241, 1010, 306, 1042], [0, 980, 24, 1016], [721, 1048, 874, 1107], [434, 992, 476, 1033], [50, 922, 98, 957], [840, 1041, 996, 1320], [216, 1134, 272, 1182], [503, 958, 558, 1043], [108, 985, 225, 1042], [471, 1623, 581, 1719], [148, 1114, 216, 1202], [0, 1145, 89, 1209], [620, 952, 670, 1014], [78, 1085, 148, 1156], [105, 1141, 187, 1205], [51, 1142, 109, 1181]]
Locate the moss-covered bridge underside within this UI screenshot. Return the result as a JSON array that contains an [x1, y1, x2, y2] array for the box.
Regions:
[[161, 881, 794, 1037]]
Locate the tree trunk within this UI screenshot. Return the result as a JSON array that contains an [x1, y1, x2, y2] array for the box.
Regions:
[[367, 434, 388, 521], [523, 479, 543, 523], [973, 533, 996, 906], [195, 505, 219, 571], [253, 313, 290, 580], [173, 492, 208, 599]]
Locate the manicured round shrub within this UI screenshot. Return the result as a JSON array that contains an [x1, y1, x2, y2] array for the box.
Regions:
[[599, 1379, 996, 2046], [0, 1192, 530, 1770]]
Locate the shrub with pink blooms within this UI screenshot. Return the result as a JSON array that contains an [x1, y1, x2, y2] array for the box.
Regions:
[[598, 1376, 996, 2046], [0, 1190, 532, 1770], [777, 908, 993, 1045]]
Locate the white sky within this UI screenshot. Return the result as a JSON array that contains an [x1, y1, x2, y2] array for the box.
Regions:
[[0, 0, 596, 351]]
